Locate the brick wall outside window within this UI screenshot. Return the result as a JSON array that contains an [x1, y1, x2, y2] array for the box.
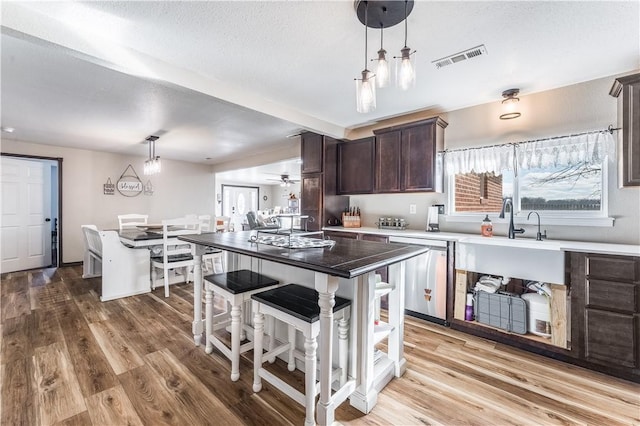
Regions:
[[454, 173, 503, 212]]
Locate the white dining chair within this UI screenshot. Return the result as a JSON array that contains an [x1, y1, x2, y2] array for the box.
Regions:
[[215, 216, 231, 232], [150, 216, 201, 297], [118, 214, 149, 230], [184, 214, 225, 278]]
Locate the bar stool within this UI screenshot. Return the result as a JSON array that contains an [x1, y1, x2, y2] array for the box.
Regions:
[[251, 284, 351, 426], [204, 269, 280, 381]]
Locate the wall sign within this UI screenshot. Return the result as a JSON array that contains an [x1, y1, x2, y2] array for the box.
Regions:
[[103, 177, 115, 195], [117, 164, 143, 197], [144, 180, 154, 196]]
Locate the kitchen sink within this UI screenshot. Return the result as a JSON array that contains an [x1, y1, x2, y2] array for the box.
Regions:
[[455, 236, 565, 284]]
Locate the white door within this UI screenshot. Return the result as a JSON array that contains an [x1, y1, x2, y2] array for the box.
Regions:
[[1, 157, 51, 273], [222, 185, 258, 231]]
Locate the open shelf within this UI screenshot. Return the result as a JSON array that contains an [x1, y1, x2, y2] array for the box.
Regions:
[[454, 269, 569, 350], [373, 321, 394, 346]]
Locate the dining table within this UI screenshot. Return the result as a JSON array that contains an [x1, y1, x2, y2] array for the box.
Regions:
[[118, 226, 176, 247], [178, 230, 429, 425]]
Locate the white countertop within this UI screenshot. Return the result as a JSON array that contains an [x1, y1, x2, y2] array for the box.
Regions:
[[322, 226, 640, 257]]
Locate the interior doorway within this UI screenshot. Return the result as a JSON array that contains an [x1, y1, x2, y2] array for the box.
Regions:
[[1, 154, 61, 272], [221, 184, 259, 231]]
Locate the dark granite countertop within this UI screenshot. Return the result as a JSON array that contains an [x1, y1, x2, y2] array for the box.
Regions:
[[179, 231, 429, 279]]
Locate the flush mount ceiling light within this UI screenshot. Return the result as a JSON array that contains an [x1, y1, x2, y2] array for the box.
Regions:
[[500, 88, 522, 120], [354, 0, 415, 112], [144, 135, 161, 175]]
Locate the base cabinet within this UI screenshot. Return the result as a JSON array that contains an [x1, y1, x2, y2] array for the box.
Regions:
[[323, 231, 389, 282], [570, 252, 640, 379]]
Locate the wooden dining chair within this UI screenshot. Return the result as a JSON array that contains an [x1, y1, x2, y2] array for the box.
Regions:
[[118, 214, 149, 230], [150, 216, 201, 297]]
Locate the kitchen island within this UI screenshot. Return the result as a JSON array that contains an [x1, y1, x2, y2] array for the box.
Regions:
[[178, 230, 429, 425]]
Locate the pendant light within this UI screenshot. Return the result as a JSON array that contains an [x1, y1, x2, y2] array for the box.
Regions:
[[355, 1, 376, 113], [374, 25, 390, 88], [144, 135, 161, 175], [354, 1, 414, 111], [395, 0, 416, 91]]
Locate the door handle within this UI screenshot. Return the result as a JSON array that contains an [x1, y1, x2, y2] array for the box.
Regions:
[[45, 218, 51, 222]]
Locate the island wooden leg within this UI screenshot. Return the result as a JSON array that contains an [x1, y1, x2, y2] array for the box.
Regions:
[[387, 261, 406, 377], [314, 272, 339, 426], [192, 248, 204, 346], [349, 272, 377, 413]]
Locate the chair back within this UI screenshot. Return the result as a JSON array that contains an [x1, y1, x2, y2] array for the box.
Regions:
[[199, 215, 212, 232], [161, 217, 201, 263], [215, 216, 231, 232], [81, 225, 102, 257], [118, 214, 149, 230], [246, 211, 259, 229]]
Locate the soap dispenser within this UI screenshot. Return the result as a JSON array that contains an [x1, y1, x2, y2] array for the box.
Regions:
[[481, 215, 493, 237]]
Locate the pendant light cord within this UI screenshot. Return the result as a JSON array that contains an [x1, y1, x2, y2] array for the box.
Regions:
[[364, 1, 368, 70], [403, 0, 408, 48]]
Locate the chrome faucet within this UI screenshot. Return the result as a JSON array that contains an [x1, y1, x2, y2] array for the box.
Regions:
[[499, 198, 525, 239], [527, 211, 547, 241]]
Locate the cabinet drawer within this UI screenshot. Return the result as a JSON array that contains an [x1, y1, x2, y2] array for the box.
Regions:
[[585, 309, 638, 368], [586, 279, 639, 313], [586, 255, 639, 282]]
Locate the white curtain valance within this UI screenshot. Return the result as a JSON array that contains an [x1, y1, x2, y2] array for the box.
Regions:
[[444, 130, 615, 176]]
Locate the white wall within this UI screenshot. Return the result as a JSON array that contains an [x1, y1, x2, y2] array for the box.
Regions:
[[1, 139, 215, 263], [348, 74, 640, 245], [214, 180, 301, 217]]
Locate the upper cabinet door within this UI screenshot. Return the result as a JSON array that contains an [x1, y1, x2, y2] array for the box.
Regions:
[[401, 124, 435, 191], [301, 132, 323, 174], [337, 137, 375, 194], [610, 72, 640, 187], [375, 131, 402, 192]]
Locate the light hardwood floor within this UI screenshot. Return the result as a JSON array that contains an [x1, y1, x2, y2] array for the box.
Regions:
[[1, 266, 638, 425]]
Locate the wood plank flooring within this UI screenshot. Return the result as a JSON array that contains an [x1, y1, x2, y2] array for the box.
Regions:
[[1, 266, 638, 425]]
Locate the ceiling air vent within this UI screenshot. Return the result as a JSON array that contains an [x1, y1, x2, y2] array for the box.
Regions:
[[432, 44, 487, 69]]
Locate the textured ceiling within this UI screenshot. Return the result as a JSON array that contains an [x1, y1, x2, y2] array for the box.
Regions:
[[1, 1, 639, 166]]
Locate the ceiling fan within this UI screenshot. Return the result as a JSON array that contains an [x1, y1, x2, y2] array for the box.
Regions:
[[267, 173, 299, 187]]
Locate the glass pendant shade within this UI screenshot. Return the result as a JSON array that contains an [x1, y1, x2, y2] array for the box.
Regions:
[[396, 46, 416, 91], [356, 70, 376, 113], [144, 136, 161, 175], [144, 157, 161, 175], [376, 48, 390, 88]]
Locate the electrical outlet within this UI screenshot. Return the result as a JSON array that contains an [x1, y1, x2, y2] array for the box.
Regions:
[[409, 204, 417, 214]]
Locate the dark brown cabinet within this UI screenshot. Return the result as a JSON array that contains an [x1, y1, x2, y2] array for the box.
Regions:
[[337, 137, 375, 194], [300, 132, 349, 230], [323, 230, 358, 240], [323, 231, 389, 282], [301, 132, 323, 174], [570, 252, 640, 378], [374, 131, 402, 192], [373, 117, 448, 193], [610, 72, 640, 187], [360, 233, 389, 283]]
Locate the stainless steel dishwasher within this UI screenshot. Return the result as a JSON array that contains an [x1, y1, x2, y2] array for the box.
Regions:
[[388, 236, 448, 325]]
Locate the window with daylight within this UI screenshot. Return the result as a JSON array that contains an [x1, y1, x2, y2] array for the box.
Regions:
[[446, 131, 614, 217]]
